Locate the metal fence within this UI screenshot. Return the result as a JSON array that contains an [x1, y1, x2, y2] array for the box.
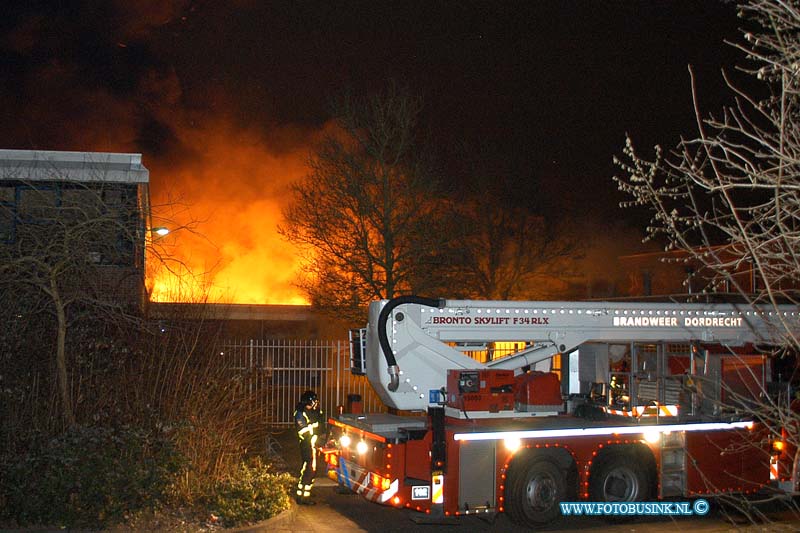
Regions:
[[222, 339, 386, 427]]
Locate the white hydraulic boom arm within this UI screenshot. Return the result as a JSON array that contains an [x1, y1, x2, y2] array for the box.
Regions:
[[360, 296, 798, 411]]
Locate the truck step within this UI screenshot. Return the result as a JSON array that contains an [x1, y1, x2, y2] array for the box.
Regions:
[[659, 431, 686, 497]]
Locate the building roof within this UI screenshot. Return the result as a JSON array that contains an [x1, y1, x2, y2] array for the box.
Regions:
[[148, 302, 315, 322], [0, 149, 149, 183]]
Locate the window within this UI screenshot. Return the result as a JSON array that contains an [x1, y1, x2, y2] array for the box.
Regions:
[[0, 182, 142, 267], [0, 186, 13, 243], [0, 207, 12, 243], [18, 186, 57, 222]]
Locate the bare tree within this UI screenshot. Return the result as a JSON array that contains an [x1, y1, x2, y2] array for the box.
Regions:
[[614, 1, 800, 341], [614, 1, 800, 518], [0, 159, 149, 427], [455, 197, 580, 300], [280, 84, 457, 322], [441, 136, 583, 300]]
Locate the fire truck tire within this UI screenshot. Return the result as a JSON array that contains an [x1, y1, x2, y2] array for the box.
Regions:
[[507, 457, 566, 526], [589, 451, 649, 504]]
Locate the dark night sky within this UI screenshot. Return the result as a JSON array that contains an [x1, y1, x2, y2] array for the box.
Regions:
[[0, 1, 742, 183], [0, 1, 748, 300]]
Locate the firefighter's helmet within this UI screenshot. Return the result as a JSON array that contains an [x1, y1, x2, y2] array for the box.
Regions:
[[300, 390, 318, 407]]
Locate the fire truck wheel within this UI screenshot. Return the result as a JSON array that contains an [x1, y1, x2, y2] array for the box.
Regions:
[[589, 452, 649, 503], [507, 457, 566, 526]]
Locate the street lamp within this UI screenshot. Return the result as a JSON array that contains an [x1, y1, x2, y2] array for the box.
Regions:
[[152, 226, 170, 237]]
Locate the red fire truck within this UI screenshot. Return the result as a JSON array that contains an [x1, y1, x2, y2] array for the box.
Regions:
[[323, 296, 799, 527]]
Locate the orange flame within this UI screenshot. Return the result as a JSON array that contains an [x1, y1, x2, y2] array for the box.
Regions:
[[146, 119, 322, 304]]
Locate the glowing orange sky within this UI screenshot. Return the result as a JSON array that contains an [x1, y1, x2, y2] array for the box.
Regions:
[[146, 118, 327, 305], [141, 118, 646, 306]]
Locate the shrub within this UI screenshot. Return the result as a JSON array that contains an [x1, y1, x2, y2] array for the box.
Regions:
[[203, 456, 294, 527], [0, 425, 184, 529]]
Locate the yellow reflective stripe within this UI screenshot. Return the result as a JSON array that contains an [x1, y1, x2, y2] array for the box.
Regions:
[[432, 473, 444, 504], [297, 421, 320, 437]]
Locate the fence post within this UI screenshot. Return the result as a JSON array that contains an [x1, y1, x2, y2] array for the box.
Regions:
[[336, 340, 341, 408], [249, 339, 254, 398]]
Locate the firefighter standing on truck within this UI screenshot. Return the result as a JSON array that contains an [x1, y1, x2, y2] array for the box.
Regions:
[[293, 389, 325, 505]]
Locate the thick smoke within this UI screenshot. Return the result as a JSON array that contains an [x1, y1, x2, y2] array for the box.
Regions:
[[0, 3, 321, 303]]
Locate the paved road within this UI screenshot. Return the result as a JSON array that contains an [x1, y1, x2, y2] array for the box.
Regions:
[[242, 475, 800, 533]]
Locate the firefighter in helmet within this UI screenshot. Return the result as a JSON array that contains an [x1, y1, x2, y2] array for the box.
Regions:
[[293, 389, 325, 505]]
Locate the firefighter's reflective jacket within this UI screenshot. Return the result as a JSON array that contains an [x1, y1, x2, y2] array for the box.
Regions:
[[294, 403, 325, 447]]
